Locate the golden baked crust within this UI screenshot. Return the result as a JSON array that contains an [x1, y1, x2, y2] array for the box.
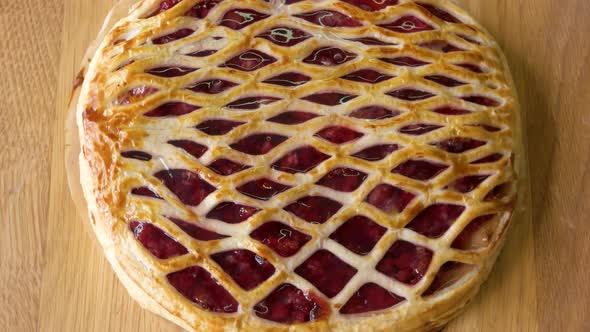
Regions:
[[77, 0, 520, 331]]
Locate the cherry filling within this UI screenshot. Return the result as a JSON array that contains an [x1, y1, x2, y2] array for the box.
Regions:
[[419, 40, 463, 53], [211, 249, 275, 290], [153, 28, 195, 45], [423, 262, 473, 296], [168, 217, 228, 241], [187, 79, 237, 94], [316, 168, 368, 192], [380, 56, 430, 67], [471, 153, 503, 164], [340, 283, 405, 315], [406, 204, 465, 238], [392, 159, 449, 181], [167, 266, 238, 313], [195, 119, 245, 136], [352, 144, 400, 161], [186, 49, 218, 57], [448, 174, 490, 193], [484, 182, 511, 201], [399, 123, 443, 136], [256, 27, 312, 46], [207, 202, 260, 224], [387, 88, 435, 101], [207, 159, 250, 176], [131, 187, 162, 199], [237, 178, 291, 201], [315, 126, 364, 144], [295, 250, 357, 298], [185, 0, 223, 19], [341, 69, 394, 84], [267, 111, 320, 125], [146, 66, 197, 78], [417, 3, 461, 23], [254, 283, 326, 323], [219, 8, 270, 30], [250, 221, 311, 257], [462, 95, 501, 107], [330, 216, 387, 255], [303, 47, 357, 66], [226, 96, 281, 110], [230, 134, 288, 155], [347, 37, 396, 45], [303, 92, 358, 106], [341, 0, 399, 11], [452, 214, 496, 250], [294, 10, 362, 28], [432, 137, 487, 154], [272, 146, 331, 174], [376, 240, 433, 285], [145, 102, 200, 117], [432, 106, 471, 115], [455, 63, 485, 73], [263, 72, 311, 87], [129, 221, 188, 259], [473, 124, 502, 132], [121, 150, 152, 161], [283, 196, 342, 224], [116, 86, 159, 105], [168, 140, 208, 159], [148, 0, 181, 17], [379, 16, 434, 33], [349, 105, 400, 120], [424, 75, 466, 87], [155, 169, 216, 206], [365, 184, 415, 213], [221, 50, 276, 71]]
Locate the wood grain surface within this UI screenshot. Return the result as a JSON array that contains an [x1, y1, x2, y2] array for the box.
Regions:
[[1, 1, 588, 331]]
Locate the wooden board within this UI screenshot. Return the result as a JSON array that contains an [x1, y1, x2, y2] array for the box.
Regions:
[[1, 0, 589, 331]]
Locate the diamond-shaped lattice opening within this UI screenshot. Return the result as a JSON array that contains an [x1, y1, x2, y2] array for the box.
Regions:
[[303, 47, 357, 66], [365, 184, 415, 213], [187, 79, 237, 94], [349, 105, 400, 120], [451, 214, 497, 250], [315, 126, 364, 144], [263, 72, 311, 86], [219, 8, 270, 30], [168, 217, 228, 241], [471, 153, 503, 164], [230, 133, 288, 155], [131, 187, 162, 199], [341, 0, 399, 11], [423, 262, 474, 296], [317, 168, 368, 192], [392, 159, 449, 180], [294, 10, 362, 27], [380, 56, 430, 67], [379, 15, 434, 33], [340, 283, 405, 315], [303, 92, 358, 106], [295, 250, 357, 298], [405, 204, 465, 238], [424, 75, 466, 87], [145, 102, 200, 117], [484, 182, 512, 201], [455, 62, 485, 73], [168, 140, 208, 159], [129, 221, 188, 259], [447, 174, 490, 193], [211, 249, 275, 291], [250, 221, 311, 257], [330, 215, 386, 255], [207, 159, 251, 176], [207, 202, 259, 224], [121, 150, 152, 161], [473, 124, 502, 132], [432, 106, 471, 115], [153, 28, 194, 45], [419, 40, 463, 53], [267, 111, 320, 125], [254, 283, 326, 323], [352, 144, 400, 161], [195, 119, 245, 136], [155, 169, 216, 206], [341, 69, 394, 84], [417, 2, 461, 23], [462, 95, 500, 107], [432, 137, 487, 153], [116, 86, 159, 105], [272, 146, 331, 174], [376, 240, 433, 285], [221, 50, 276, 71], [146, 66, 197, 78], [237, 178, 292, 201], [148, 0, 181, 17], [399, 123, 443, 135], [256, 26, 312, 46], [387, 88, 435, 101], [284, 196, 342, 224], [456, 34, 481, 45], [226, 96, 281, 110], [186, 49, 218, 57], [348, 37, 396, 45], [185, 0, 223, 19], [167, 266, 239, 313]]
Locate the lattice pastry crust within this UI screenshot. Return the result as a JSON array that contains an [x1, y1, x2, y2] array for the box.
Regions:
[[77, 0, 520, 331]]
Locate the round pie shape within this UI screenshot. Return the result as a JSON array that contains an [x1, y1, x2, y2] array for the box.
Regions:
[[76, 0, 520, 331]]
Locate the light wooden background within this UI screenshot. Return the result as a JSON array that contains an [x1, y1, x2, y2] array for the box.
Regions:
[[1, 1, 589, 331]]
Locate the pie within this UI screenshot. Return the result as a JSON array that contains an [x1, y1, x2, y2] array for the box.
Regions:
[[76, 0, 520, 331]]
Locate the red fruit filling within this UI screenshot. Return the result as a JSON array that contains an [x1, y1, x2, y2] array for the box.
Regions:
[[341, 69, 394, 83], [303, 47, 357, 66], [221, 50, 276, 71], [376, 240, 433, 285], [237, 178, 291, 201], [254, 284, 326, 323], [340, 283, 405, 314], [417, 3, 461, 23], [341, 0, 399, 11], [116, 86, 159, 105], [195, 119, 245, 136], [424, 75, 466, 87], [330, 215, 387, 255], [471, 153, 503, 164], [187, 79, 237, 94], [185, 0, 223, 19], [155, 169, 216, 206], [207, 202, 260, 224], [399, 123, 443, 135], [168, 217, 228, 241], [131, 187, 162, 199], [316, 168, 368, 192], [294, 10, 362, 27], [432, 106, 471, 115], [211, 249, 275, 290], [432, 137, 487, 153], [462, 95, 500, 107], [263, 72, 311, 86], [380, 56, 430, 67], [283, 196, 342, 224], [423, 262, 474, 296], [349, 105, 400, 120], [455, 62, 485, 73], [295, 250, 357, 298], [230, 134, 288, 155], [257, 27, 312, 46], [352, 144, 399, 161], [347, 37, 396, 45], [129, 221, 187, 259], [303, 92, 358, 106], [250, 221, 311, 257], [168, 140, 208, 159], [121, 150, 152, 161], [226, 96, 281, 110], [146, 66, 197, 77], [219, 8, 270, 30], [315, 126, 364, 144], [365, 184, 415, 213], [267, 111, 319, 125], [207, 159, 250, 176], [144, 102, 200, 117], [448, 175, 490, 193], [419, 40, 463, 53], [451, 214, 497, 250], [405, 204, 465, 238], [392, 159, 449, 181], [379, 16, 434, 33], [272, 146, 331, 174], [153, 29, 194, 44], [387, 88, 435, 101]]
